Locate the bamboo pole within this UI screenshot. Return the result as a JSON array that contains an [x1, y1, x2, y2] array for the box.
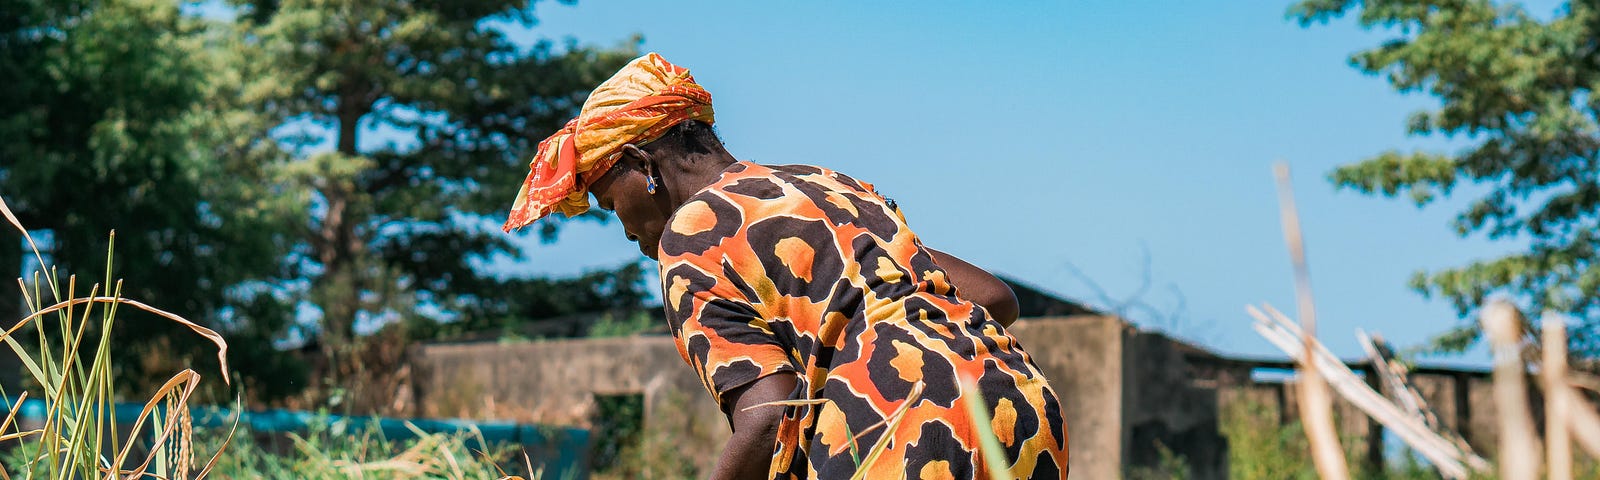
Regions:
[[1357, 330, 1478, 457], [1542, 315, 1572, 480], [1483, 300, 1541, 480], [1270, 163, 1349, 480]]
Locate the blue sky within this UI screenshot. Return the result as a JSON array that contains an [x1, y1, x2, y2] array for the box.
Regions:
[[486, 0, 1570, 364]]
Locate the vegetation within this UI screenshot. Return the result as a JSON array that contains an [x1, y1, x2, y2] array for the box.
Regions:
[[0, 0, 306, 401], [0, 197, 553, 478], [584, 309, 661, 339], [0, 417, 542, 479], [0, 0, 651, 404], [231, 0, 640, 393], [1222, 399, 1315, 480], [192, 420, 531, 480], [1290, 0, 1600, 355], [1219, 398, 1442, 480], [587, 393, 698, 480]]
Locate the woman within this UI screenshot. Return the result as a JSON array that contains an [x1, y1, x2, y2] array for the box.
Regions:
[[504, 53, 1068, 480]]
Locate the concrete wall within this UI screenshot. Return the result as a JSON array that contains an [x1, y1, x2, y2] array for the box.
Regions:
[[1007, 317, 1228, 479], [408, 336, 728, 474], [1008, 316, 1127, 479], [1121, 331, 1228, 479]]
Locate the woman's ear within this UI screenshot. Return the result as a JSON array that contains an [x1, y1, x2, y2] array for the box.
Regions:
[[620, 144, 652, 170], [623, 143, 664, 186]]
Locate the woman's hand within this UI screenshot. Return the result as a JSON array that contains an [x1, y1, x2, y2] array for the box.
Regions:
[[928, 248, 1020, 327], [709, 372, 799, 480]]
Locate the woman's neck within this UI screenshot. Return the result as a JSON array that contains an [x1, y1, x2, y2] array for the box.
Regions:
[[661, 151, 740, 208]]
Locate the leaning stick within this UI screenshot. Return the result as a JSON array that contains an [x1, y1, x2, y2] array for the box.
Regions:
[[1483, 300, 1540, 480], [1358, 330, 1477, 456], [1542, 315, 1572, 480], [1271, 163, 1349, 480], [1250, 306, 1483, 479], [1564, 384, 1600, 458], [1358, 330, 1423, 417]]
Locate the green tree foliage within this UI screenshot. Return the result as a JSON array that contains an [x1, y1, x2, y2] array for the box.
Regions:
[[449, 262, 653, 334], [2, 0, 649, 403], [0, 0, 307, 399], [1291, 0, 1600, 354], [229, 0, 639, 382]]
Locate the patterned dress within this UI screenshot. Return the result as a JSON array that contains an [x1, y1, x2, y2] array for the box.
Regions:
[[658, 162, 1069, 479]]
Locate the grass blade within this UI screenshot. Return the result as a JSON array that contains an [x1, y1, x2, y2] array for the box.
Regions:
[[847, 381, 923, 480], [958, 376, 1011, 480]]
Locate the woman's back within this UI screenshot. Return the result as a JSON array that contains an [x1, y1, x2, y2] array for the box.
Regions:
[[658, 162, 1069, 479]]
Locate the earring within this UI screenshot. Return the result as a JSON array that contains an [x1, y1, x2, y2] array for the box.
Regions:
[[645, 170, 658, 194]]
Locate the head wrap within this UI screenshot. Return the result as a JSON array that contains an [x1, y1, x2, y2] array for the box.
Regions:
[[502, 52, 715, 232]]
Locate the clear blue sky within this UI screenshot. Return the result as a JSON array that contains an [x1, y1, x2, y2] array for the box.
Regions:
[[489, 0, 1567, 365]]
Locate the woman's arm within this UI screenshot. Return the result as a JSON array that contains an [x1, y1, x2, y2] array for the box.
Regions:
[[927, 248, 1020, 327], [709, 373, 799, 480]]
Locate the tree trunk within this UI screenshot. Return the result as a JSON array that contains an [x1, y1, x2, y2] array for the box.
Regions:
[[314, 89, 369, 391]]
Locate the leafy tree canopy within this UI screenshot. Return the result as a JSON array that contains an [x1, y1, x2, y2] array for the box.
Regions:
[[230, 0, 640, 392], [1292, 0, 1600, 354], [0, 0, 307, 399], [2, 0, 649, 403]]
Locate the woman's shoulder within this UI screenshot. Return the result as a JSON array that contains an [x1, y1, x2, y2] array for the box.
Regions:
[[707, 161, 906, 231], [710, 161, 881, 197]]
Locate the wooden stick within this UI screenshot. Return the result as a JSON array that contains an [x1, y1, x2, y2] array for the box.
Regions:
[[1358, 330, 1423, 417], [1358, 330, 1478, 456], [1271, 163, 1349, 480], [1564, 383, 1600, 458], [1250, 306, 1484, 479], [1483, 300, 1541, 480], [1542, 314, 1572, 480]]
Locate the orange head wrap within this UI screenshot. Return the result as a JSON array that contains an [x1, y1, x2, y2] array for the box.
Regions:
[[502, 52, 715, 232]]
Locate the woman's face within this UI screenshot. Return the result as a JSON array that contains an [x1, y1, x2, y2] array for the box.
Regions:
[[588, 161, 670, 260]]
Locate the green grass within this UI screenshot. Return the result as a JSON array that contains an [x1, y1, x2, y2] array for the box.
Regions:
[[1222, 398, 1317, 480], [1215, 396, 1541, 480], [586, 311, 658, 338], [0, 417, 539, 480], [192, 418, 534, 480]]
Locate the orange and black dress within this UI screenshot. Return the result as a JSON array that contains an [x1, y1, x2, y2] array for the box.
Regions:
[[658, 162, 1069, 479]]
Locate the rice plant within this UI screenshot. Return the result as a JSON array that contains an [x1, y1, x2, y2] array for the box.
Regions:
[[0, 196, 236, 478]]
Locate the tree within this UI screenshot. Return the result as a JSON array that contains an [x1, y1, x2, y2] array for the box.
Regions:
[[231, 0, 639, 388], [1291, 0, 1600, 354], [0, 0, 306, 399]]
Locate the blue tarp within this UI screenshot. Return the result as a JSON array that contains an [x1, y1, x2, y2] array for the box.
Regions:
[[0, 397, 591, 478]]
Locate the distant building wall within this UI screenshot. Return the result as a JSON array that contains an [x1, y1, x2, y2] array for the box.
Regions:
[[1119, 331, 1228, 479], [1189, 352, 1496, 469], [408, 336, 727, 474], [1005, 317, 1128, 479]]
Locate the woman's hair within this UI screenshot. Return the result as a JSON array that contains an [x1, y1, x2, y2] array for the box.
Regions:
[[643, 119, 723, 158]]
